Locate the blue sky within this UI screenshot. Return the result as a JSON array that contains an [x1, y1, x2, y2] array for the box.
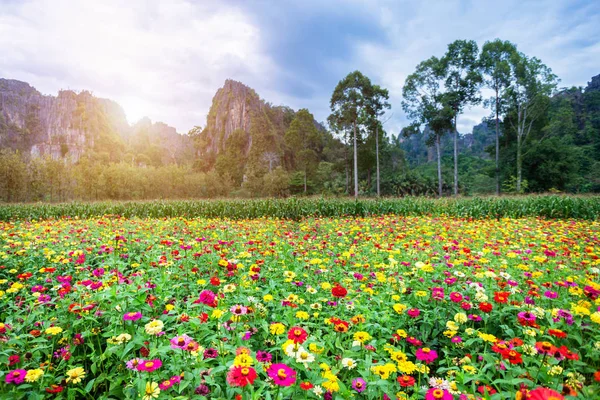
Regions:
[[1, 0, 599, 135]]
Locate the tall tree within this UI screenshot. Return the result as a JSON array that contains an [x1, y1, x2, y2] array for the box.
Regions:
[[284, 109, 322, 193], [505, 52, 558, 192], [402, 57, 454, 197], [330, 71, 372, 198], [479, 39, 517, 195], [364, 84, 391, 197], [441, 40, 482, 196]]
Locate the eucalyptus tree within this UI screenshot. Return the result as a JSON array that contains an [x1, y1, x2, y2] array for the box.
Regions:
[[441, 40, 483, 196], [402, 57, 454, 197], [329, 71, 373, 198], [479, 39, 518, 195], [505, 52, 558, 192], [363, 84, 391, 197]]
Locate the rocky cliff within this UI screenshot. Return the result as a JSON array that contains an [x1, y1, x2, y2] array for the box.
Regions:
[[0, 78, 191, 163], [196, 80, 296, 170]]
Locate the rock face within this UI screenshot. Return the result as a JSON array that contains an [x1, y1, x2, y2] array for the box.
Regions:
[[586, 74, 600, 92], [202, 79, 261, 155], [0, 78, 190, 163], [197, 80, 295, 161]]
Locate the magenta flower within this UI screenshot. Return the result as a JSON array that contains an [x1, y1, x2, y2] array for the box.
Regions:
[[407, 308, 421, 318], [137, 359, 162, 372], [352, 377, 367, 392], [415, 347, 438, 364], [198, 290, 217, 306], [267, 363, 296, 386], [425, 388, 453, 400], [170, 334, 193, 349], [123, 312, 142, 321], [5, 369, 27, 384], [256, 350, 272, 362]]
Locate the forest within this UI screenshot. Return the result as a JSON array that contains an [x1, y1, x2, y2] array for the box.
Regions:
[[0, 39, 598, 202]]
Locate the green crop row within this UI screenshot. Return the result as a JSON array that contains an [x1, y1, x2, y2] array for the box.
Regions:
[[1, 196, 599, 221]]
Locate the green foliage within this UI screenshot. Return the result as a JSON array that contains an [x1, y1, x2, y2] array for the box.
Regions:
[[1, 195, 599, 221]]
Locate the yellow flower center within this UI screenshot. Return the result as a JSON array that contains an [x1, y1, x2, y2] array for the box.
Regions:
[[433, 389, 444, 399], [145, 362, 154, 368], [422, 347, 431, 353], [294, 329, 302, 336], [277, 369, 287, 379], [241, 367, 249, 375]]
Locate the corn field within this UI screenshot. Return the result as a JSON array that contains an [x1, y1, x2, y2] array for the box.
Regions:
[[1, 196, 599, 221]]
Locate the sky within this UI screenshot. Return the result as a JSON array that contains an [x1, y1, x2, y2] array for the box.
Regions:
[[1, 0, 599, 136]]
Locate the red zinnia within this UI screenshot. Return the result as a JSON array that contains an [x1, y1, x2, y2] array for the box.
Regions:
[[331, 285, 348, 298], [287, 326, 308, 344], [300, 381, 314, 390], [528, 387, 564, 400], [493, 292, 509, 303], [535, 341, 557, 356], [478, 302, 493, 313], [397, 375, 416, 387], [226, 366, 257, 387]]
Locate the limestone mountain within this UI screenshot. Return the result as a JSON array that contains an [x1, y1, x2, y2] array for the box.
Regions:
[[194, 79, 338, 181], [0, 78, 192, 164]]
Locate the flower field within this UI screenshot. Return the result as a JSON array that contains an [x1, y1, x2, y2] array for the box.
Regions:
[[1, 215, 599, 399]]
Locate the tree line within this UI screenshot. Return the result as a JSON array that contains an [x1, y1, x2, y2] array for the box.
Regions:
[[1, 38, 598, 202]]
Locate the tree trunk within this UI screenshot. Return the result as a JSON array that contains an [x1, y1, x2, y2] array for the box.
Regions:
[[453, 118, 458, 197], [353, 120, 358, 198], [367, 169, 371, 191], [516, 132, 522, 193], [495, 88, 500, 196], [375, 124, 380, 197], [304, 167, 307, 194], [436, 135, 443, 198]]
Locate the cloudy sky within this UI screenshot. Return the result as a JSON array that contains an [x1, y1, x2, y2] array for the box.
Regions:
[[1, 0, 599, 135]]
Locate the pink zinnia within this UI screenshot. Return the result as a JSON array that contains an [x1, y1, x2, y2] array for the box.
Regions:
[[267, 363, 296, 386], [449, 292, 463, 303], [170, 334, 193, 349], [5, 369, 26, 384], [159, 379, 174, 391], [407, 308, 421, 318], [425, 388, 453, 400], [137, 359, 162, 372], [123, 312, 142, 321], [126, 358, 143, 370], [198, 290, 217, 307], [415, 347, 438, 364], [230, 304, 248, 315]]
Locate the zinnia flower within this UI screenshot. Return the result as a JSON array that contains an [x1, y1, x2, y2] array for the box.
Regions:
[[137, 359, 162, 372], [287, 326, 308, 344], [25, 369, 44, 383], [123, 311, 142, 321], [351, 377, 366, 392], [143, 382, 160, 400], [5, 369, 27, 384], [267, 363, 296, 386], [65, 367, 86, 384], [226, 366, 257, 387], [425, 388, 453, 400], [397, 375, 416, 387], [144, 320, 164, 335], [527, 387, 564, 400], [415, 347, 438, 364], [170, 334, 193, 349]]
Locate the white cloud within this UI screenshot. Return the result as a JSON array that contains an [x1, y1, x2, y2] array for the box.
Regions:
[[350, 0, 600, 135], [0, 0, 276, 132]]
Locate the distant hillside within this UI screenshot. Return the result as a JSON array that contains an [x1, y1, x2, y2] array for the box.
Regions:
[[0, 78, 192, 164]]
